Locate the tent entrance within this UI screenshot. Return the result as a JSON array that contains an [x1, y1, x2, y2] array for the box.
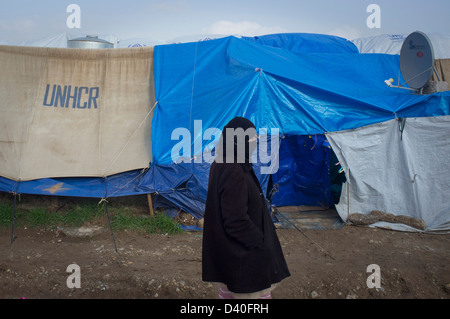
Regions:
[[265, 134, 345, 230]]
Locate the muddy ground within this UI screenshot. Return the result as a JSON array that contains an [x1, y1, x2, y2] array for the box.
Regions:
[[1, 214, 449, 300]]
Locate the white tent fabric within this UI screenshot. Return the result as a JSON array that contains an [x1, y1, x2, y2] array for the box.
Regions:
[[116, 38, 165, 48], [26, 32, 165, 49], [20, 33, 70, 48], [326, 115, 450, 232], [15, 32, 225, 48], [352, 33, 450, 59], [167, 34, 234, 44], [20, 32, 120, 48]]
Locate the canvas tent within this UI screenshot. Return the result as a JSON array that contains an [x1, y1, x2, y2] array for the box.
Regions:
[[0, 44, 155, 197], [0, 33, 449, 232], [19, 32, 120, 49], [16, 31, 227, 49], [352, 33, 450, 59]]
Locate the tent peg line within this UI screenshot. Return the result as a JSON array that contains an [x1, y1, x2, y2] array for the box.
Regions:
[[10, 192, 17, 249], [10, 180, 21, 250], [102, 199, 118, 254], [274, 209, 336, 261], [101, 177, 118, 254]]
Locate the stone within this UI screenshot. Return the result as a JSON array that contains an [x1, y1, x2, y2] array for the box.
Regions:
[[444, 283, 450, 294], [62, 225, 106, 238]]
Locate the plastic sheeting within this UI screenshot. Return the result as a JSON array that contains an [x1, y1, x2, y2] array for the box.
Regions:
[[271, 134, 332, 207], [136, 162, 210, 219], [149, 33, 449, 224], [133, 133, 331, 218], [326, 115, 450, 232], [0, 169, 147, 198], [241, 33, 359, 54], [1, 33, 450, 229], [135, 150, 273, 219], [19, 32, 120, 48], [152, 35, 450, 165]]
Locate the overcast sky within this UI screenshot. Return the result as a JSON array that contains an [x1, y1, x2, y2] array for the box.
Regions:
[[0, 0, 449, 44]]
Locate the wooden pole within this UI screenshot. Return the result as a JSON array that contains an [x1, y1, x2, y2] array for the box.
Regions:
[[147, 193, 155, 216]]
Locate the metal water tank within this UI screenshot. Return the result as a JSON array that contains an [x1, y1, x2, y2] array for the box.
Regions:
[[67, 35, 113, 49]]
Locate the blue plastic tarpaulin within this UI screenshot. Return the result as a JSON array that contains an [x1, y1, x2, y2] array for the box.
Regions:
[[0, 169, 147, 198], [241, 33, 359, 54], [145, 34, 449, 215], [271, 134, 332, 207], [151, 35, 450, 165]]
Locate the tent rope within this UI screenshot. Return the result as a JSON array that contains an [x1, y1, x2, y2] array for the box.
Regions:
[[102, 177, 118, 254], [103, 100, 158, 176], [397, 66, 434, 88], [274, 209, 336, 260], [103, 167, 149, 199], [10, 180, 21, 249], [189, 42, 199, 134], [186, 41, 206, 217]]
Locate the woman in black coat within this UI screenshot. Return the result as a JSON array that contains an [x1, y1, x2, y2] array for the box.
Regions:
[[202, 117, 290, 299]]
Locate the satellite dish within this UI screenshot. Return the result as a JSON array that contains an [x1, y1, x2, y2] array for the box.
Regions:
[[399, 31, 435, 90]]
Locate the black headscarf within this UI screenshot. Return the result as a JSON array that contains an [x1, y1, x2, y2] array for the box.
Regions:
[[216, 117, 257, 164]]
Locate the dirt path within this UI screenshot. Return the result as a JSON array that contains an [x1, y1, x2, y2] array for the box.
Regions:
[[1, 224, 449, 299]]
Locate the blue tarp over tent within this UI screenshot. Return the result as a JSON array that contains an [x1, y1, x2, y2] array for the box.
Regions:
[[1, 33, 449, 219], [240, 33, 359, 54], [140, 34, 449, 217], [150, 35, 449, 164]]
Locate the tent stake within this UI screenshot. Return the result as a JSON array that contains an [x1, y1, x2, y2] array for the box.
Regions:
[[103, 200, 118, 254], [102, 177, 118, 254], [147, 193, 154, 216], [347, 170, 350, 223], [10, 181, 20, 250]]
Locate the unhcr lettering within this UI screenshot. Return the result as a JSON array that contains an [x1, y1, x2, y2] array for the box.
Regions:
[[43, 84, 99, 109]]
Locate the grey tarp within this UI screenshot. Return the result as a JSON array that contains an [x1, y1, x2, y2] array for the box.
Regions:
[[326, 116, 450, 232]]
